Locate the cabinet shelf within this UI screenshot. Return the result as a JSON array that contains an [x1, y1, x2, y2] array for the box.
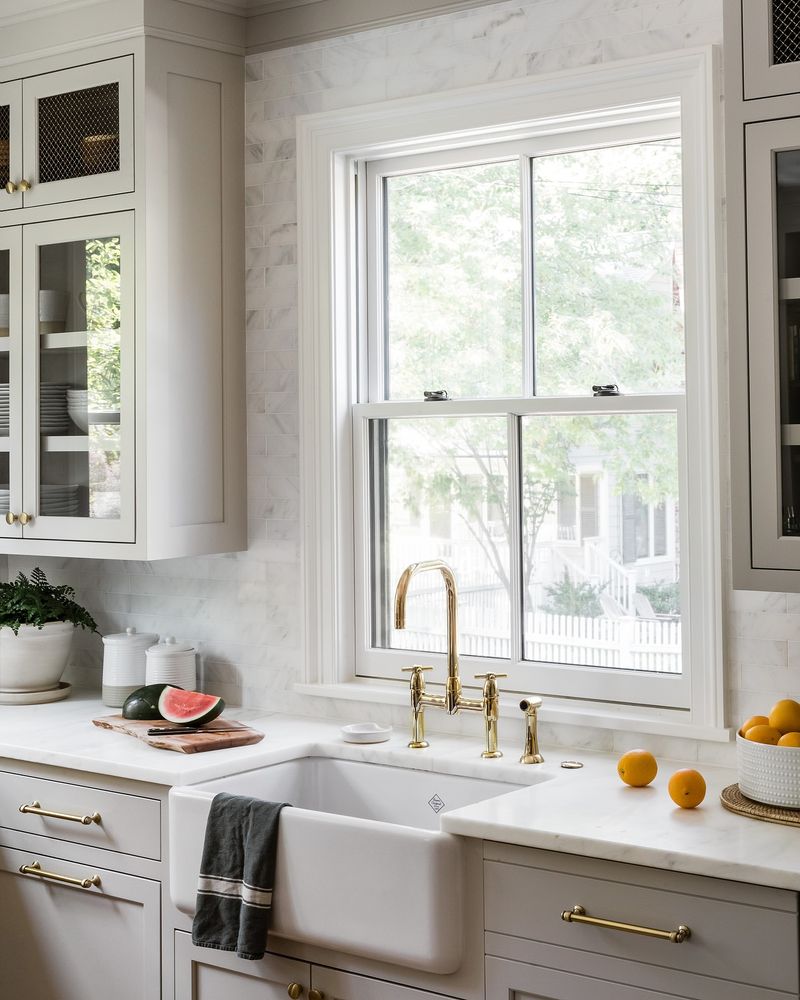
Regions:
[[780, 277, 800, 301], [42, 434, 120, 453], [40, 331, 88, 351]]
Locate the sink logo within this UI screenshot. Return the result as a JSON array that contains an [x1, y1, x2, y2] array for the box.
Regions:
[[428, 793, 445, 814]]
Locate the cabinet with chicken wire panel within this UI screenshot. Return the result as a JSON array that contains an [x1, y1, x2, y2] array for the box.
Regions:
[[742, 0, 800, 99], [0, 56, 132, 212]]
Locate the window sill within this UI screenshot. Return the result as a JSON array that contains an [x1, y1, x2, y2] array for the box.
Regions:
[[294, 680, 732, 743]]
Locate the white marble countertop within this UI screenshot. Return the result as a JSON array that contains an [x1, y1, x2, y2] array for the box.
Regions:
[[1, 692, 799, 892]]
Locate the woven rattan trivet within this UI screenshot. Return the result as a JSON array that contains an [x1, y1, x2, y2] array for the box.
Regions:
[[720, 783, 800, 827]]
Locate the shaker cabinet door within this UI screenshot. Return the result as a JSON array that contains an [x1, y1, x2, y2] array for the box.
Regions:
[[0, 79, 23, 211], [0, 225, 23, 535], [21, 56, 134, 208], [174, 931, 310, 1000], [742, 0, 800, 100], [21, 211, 135, 543], [0, 843, 160, 1000], [486, 957, 687, 1000]]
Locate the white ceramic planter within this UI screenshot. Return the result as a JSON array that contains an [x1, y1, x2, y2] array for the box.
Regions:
[[0, 622, 75, 694]]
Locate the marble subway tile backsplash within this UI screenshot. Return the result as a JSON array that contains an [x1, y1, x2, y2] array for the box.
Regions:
[[11, 0, 794, 764]]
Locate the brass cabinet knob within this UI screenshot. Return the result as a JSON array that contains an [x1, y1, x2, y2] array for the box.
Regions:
[[18, 512, 31, 525], [5, 180, 16, 194], [287, 985, 303, 999], [309, 991, 324, 1000], [18, 179, 30, 192], [5, 512, 17, 525]]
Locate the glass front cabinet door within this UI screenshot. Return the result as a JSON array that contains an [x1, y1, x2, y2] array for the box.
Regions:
[[0, 227, 22, 535], [20, 212, 134, 542], [744, 118, 800, 571]]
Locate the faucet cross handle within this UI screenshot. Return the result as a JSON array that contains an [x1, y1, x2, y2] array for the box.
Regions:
[[401, 666, 433, 672], [474, 672, 508, 680]]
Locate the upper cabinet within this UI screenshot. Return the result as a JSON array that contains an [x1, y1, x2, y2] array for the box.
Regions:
[[742, 0, 800, 99], [0, 33, 245, 561], [1, 58, 133, 211]]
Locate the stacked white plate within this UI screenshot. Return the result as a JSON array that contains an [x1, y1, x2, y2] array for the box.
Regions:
[[0, 485, 9, 516], [40, 383, 70, 435], [0, 384, 8, 436], [66, 389, 88, 432], [40, 483, 80, 517]]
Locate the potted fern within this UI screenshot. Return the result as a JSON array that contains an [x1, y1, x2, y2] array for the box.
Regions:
[[0, 569, 97, 700]]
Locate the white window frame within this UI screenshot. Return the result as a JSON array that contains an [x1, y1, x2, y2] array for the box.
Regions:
[[297, 47, 727, 738]]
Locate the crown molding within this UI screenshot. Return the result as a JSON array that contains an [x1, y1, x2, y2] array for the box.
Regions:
[[0, 0, 507, 57], [247, 0, 502, 52]]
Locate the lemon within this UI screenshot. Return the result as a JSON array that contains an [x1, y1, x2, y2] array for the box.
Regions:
[[617, 749, 658, 787], [668, 769, 706, 809], [778, 732, 800, 747], [768, 699, 800, 735], [744, 724, 782, 745], [739, 715, 770, 737]]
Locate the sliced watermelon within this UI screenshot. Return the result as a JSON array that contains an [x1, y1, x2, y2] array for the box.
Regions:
[[157, 687, 225, 726]]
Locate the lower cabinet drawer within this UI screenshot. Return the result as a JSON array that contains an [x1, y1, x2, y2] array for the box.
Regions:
[[484, 857, 799, 995], [0, 769, 161, 859]]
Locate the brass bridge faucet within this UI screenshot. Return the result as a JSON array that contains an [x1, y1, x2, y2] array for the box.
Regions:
[[394, 560, 506, 758]]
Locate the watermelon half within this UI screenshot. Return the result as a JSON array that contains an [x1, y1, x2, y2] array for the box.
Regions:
[[157, 687, 225, 726]]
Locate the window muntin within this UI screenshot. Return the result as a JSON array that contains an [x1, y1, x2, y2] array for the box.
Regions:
[[357, 115, 691, 710]]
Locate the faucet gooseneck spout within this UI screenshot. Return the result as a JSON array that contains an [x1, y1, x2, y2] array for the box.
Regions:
[[394, 560, 506, 757]]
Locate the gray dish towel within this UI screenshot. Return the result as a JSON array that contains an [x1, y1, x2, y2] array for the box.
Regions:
[[192, 792, 290, 960]]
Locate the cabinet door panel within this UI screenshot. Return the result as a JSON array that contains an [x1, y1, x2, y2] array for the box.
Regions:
[[174, 931, 309, 1000], [0, 843, 160, 1000], [486, 956, 685, 1000], [311, 966, 454, 1000], [745, 116, 800, 571], [21, 56, 133, 208], [21, 211, 135, 543], [0, 79, 22, 212], [743, 0, 800, 99], [0, 226, 23, 533]]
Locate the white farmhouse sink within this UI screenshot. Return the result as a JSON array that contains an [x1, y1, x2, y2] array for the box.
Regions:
[[170, 755, 535, 973]]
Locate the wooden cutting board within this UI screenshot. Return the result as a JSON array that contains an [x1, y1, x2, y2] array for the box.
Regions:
[[92, 715, 265, 753]]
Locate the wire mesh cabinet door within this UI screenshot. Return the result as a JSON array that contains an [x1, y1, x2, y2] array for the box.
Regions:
[[21, 56, 133, 208], [742, 0, 800, 99], [0, 80, 22, 212]]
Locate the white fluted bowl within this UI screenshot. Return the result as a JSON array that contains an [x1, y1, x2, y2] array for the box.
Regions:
[[737, 733, 800, 808], [0, 622, 74, 694]]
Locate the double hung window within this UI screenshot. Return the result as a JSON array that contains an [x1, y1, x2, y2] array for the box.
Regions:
[[298, 51, 722, 726], [354, 115, 691, 708]]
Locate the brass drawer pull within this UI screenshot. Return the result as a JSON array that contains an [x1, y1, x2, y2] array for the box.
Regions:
[[19, 800, 101, 826], [561, 904, 690, 944], [19, 860, 101, 889]]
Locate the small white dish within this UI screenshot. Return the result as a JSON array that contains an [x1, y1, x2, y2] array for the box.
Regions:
[[341, 722, 393, 744]]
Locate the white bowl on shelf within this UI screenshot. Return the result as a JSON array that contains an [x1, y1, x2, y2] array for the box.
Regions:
[[737, 733, 800, 808]]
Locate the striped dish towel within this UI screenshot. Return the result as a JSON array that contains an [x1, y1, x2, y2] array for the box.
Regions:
[[192, 792, 290, 960]]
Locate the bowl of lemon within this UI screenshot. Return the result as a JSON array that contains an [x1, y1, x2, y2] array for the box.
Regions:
[[738, 699, 800, 807]]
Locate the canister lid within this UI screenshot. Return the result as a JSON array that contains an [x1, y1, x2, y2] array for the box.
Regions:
[[146, 635, 196, 657], [103, 626, 159, 646]]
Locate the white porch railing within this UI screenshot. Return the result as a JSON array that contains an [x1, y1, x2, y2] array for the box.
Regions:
[[396, 612, 681, 674]]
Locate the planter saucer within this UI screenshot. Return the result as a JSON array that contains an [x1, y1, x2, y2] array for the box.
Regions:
[[0, 681, 71, 705]]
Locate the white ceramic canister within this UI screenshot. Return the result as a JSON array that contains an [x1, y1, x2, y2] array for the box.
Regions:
[[102, 627, 159, 707], [145, 636, 197, 691]]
